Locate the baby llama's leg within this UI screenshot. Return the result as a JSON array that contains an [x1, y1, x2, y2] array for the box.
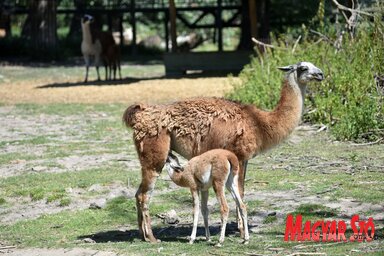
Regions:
[[189, 189, 200, 244], [227, 174, 249, 244], [213, 183, 229, 246], [200, 190, 211, 242]]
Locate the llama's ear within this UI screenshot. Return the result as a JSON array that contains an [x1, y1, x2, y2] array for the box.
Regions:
[[278, 65, 295, 72], [167, 152, 183, 171]]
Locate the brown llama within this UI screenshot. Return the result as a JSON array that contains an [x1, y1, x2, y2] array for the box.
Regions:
[[104, 44, 122, 80], [165, 150, 249, 246], [123, 61, 324, 242]]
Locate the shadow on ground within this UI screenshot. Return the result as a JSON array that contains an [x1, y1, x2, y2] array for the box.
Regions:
[[77, 222, 256, 243], [36, 70, 235, 89], [36, 76, 165, 88]]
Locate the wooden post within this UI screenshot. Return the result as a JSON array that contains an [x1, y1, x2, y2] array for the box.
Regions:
[[217, 0, 223, 51], [248, 0, 257, 39], [169, 0, 177, 52]]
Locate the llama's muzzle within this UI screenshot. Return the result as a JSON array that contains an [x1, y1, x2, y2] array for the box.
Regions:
[[314, 71, 324, 81]]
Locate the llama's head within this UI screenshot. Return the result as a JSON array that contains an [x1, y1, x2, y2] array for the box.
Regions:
[[82, 14, 94, 25], [165, 152, 184, 172], [278, 62, 324, 85]]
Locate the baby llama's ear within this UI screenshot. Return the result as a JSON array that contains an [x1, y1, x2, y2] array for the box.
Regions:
[[278, 65, 295, 72]]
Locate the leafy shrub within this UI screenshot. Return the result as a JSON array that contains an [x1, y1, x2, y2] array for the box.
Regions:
[[227, 7, 384, 142]]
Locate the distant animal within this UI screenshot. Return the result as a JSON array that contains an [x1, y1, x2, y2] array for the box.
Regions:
[[104, 43, 121, 80], [81, 14, 120, 82], [165, 149, 249, 246], [123, 61, 324, 242]]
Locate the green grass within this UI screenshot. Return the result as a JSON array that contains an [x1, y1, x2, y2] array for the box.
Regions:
[[0, 103, 383, 255], [14, 103, 124, 116], [263, 215, 278, 224], [291, 203, 337, 218], [0, 164, 139, 202], [0, 152, 39, 165], [1, 204, 382, 255]]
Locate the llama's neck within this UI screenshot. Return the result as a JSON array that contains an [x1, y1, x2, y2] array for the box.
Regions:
[[81, 23, 93, 44], [259, 76, 306, 149]]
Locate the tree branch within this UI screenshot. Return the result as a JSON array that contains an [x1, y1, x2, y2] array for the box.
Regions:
[[251, 37, 287, 50], [332, 0, 374, 17]]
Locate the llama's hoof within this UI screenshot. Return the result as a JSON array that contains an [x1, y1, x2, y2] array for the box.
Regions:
[[242, 240, 249, 245], [144, 235, 160, 243], [189, 239, 195, 244], [215, 243, 223, 247]]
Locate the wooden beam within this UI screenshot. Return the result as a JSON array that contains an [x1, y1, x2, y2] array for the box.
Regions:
[[169, 0, 177, 52], [248, 0, 257, 39]]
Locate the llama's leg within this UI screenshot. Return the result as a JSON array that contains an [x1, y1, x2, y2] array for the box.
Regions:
[[227, 174, 249, 244], [95, 54, 101, 81], [135, 131, 170, 243], [83, 55, 90, 83], [104, 59, 108, 80], [200, 190, 211, 242], [236, 160, 248, 238], [135, 170, 159, 243], [118, 58, 122, 79], [113, 62, 117, 80], [189, 189, 200, 244], [213, 183, 229, 246]]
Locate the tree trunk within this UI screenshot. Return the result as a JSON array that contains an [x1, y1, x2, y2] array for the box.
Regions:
[[67, 0, 87, 39], [237, 0, 269, 50], [23, 0, 58, 51], [237, 0, 252, 50], [169, 0, 178, 52]]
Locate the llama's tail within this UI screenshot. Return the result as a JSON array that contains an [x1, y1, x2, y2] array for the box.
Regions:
[[122, 104, 146, 128], [226, 151, 240, 176]]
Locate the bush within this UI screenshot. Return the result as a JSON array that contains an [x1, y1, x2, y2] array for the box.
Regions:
[[227, 8, 384, 142]]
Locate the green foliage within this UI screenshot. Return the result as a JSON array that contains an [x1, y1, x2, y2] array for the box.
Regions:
[[227, 9, 384, 142]]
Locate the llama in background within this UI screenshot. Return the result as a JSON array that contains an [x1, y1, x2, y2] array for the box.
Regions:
[[81, 14, 120, 82]]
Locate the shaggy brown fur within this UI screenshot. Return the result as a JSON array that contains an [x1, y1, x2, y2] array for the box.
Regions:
[[123, 62, 324, 242]]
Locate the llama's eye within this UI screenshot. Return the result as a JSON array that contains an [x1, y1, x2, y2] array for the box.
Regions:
[[300, 66, 308, 71]]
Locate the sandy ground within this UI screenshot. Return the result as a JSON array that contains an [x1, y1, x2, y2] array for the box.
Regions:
[[0, 76, 234, 105]]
